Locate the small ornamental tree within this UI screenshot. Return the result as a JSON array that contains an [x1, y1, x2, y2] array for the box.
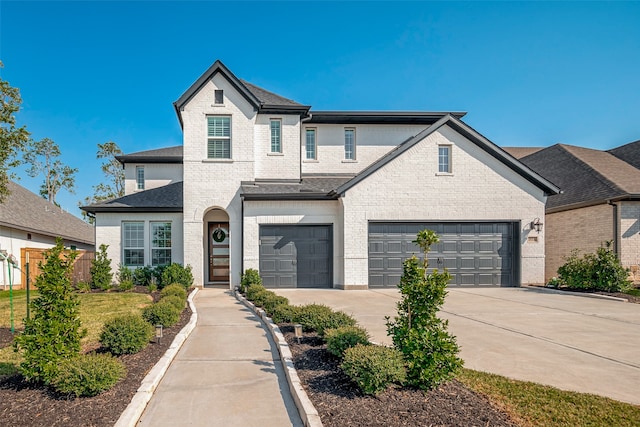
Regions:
[[14, 238, 86, 384], [386, 229, 463, 390], [90, 244, 113, 290]]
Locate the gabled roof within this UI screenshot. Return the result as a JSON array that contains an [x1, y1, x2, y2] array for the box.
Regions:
[[502, 147, 544, 159], [608, 139, 640, 169], [173, 60, 310, 127], [333, 114, 560, 197], [116, 146, 183, 164], [521, 144, 640, 212], [82, 182, 183, 213], [0, 181, 94, 245]]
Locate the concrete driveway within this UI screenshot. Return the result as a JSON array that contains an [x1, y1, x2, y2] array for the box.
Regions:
[[274, 287, 640, 405]]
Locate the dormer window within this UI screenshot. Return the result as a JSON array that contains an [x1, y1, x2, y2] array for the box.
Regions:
[[214, 90, 224, 104]]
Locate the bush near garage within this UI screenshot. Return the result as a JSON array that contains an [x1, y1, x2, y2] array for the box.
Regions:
[[240, 268, 262, 293], [262, 294, 289, 315], [325, 326, 371, 358], [557, 241, 631, 292], [296, 304, 357, 337], [341, 344, 406, 396], [270, 304, 301, 323]]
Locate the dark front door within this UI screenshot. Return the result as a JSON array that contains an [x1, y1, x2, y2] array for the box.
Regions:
[[208, 222, 230, 283]]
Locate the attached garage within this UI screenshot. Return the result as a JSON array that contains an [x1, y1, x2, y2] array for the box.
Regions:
[[259, 224, 333, 288], [368, 222, 519, 288]]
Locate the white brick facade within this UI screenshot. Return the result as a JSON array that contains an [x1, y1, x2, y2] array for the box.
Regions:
[[123, 163, 182, 194]]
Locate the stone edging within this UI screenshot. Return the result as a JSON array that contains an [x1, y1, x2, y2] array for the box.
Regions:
[[114, 287, 200, 427], [234, 290, 323, 427], [522, 285, 629, 302]]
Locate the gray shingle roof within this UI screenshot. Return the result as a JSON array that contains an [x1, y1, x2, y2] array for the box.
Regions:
[[502, 147, 544, 159], [83, 182, 183, 213], [240, 80, 303, 107], [521, 144, 640, 211], [0, 181, 94, 245], [116, 146, 183, 164], [241, 177, 352, 200], [608, 139, 640, 170]]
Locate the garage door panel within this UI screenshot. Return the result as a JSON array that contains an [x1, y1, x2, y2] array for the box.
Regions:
[[368, 222, 516, 287]]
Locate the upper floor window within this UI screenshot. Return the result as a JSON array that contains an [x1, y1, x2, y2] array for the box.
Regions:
[[214, 89, 224, 104], [270, 119, 282, 153], [136, 166, 144, 190], [438, 145, 451, 173], [305, 128, 316, 160], [207, 116, 231, 159], [123, 222, 144, 267], [344, 128, 356, 160]]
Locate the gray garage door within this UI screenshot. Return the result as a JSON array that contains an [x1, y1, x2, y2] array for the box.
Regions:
[[260, 225, 332, 288], [368, 222, 518, 287]]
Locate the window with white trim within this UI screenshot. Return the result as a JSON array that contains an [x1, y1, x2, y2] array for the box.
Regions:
[[270, 119, 282, 153], [344, 128, 356, 160], [438, 145, 451, 173], [305, 128, 316, 160], [151, 222, 172, 266], [123, 222, 144, 267], [207, 116, 231, 159], [136, 166, 144, 190]]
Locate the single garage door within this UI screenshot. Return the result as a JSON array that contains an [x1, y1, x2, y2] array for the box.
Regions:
[[368, 222, 518, 287], [260, 225, 332, 288]]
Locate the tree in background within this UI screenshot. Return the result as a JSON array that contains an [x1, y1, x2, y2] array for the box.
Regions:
[[79, 141, 124, 223], [23, 137, 78, 205], [0, 61, 30, 202]]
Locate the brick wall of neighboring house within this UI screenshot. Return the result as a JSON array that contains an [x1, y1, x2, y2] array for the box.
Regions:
[[545, 204, 614, 280], [619, 201, 640, 282], [340, 125, 548, 287]]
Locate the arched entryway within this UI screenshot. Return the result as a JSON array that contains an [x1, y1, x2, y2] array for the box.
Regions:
[[203, 208, 230, 286]]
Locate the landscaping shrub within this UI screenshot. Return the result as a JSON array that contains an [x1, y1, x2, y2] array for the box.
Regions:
[[296, 304, 356, 336], [160, 263, 193, 289], [133, 266, 154, 287], [325, 326, 370, 358], [160, 283, 188, 301], [262, 294, 289, 317], [161, 295, 186, 312], [270, 304, 301, 324], [52, 353, 125, 397], [118, 279, 134, 292], [15, 238, 86, 384], [117, 263, 133, 284], [75, 281, 91, 293], [245, 283, 267, 301], [90, 244, 113, 290], [240, 268, 262, 293], [250, 288, 273, 308], [341, 344, 406, 396], [386, 229, 463, 390], [99, 314, 154, 355], [142, 300, 181, 327], [558, 242, 631, 292]]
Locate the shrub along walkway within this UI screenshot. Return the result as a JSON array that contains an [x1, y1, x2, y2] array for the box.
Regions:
[[138, 288, 303, 427]]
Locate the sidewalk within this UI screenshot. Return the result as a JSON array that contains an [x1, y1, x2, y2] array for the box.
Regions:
[[138, 288, 303, 427]]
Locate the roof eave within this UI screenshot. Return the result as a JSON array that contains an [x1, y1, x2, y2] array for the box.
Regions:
[[0, 221, 94, 246], [259, 104, 311, 115], [115, 155, 183, 164], [81, 206, 184, 214], [241, 193, 338, 201]]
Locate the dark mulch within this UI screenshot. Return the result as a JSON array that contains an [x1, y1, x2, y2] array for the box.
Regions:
[[0, 306, 191, 427], [281, 325, 519, 427]]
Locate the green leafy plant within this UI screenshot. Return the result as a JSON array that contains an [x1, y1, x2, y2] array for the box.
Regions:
[[52, 353, 125, 397], [386, 229, 463, 390], [99, 314, 154, 355], [240, 268, 262, 293], [133, 266, 154, 287], [117, 263, 133, 284], [341, 344, 406, 395], [142, 300, 181, 327], [558, 242, 631, 292], [262, 294, 289, 317], [161, 295, 186, 312], [296, 304, 356, 336], [160, 263, 193, 289], [90, 244, 113, 290], [75, 281, 91, 293], [245, 283, 267, 301], [118, 279, 134, 292], [249, 288, 273, 308], [270, 304, 301, 324], [14, 238, 86, 384], [160, 283, 188, 301], [325, 326, 370, 358]]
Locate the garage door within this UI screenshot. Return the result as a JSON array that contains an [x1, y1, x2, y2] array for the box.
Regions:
[[368, 222, 518, 287], [259, 225, 332, 288]]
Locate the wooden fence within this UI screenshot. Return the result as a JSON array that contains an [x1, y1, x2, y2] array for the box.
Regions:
[[20, 248, 95, 289]]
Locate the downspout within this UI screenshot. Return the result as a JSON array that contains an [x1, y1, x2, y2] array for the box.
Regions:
[[608, 200, 619, 257], [240, 194, 244, 281]]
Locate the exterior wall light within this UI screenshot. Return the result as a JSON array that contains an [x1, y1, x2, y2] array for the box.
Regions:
[[531, 218, 543, 232], [294, 324, 303, 344], [155, 324, 163, 344]]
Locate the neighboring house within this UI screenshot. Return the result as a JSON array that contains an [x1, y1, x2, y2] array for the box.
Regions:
[[0, 181, 95, 288], [518, 143, 640, 281], [83, 60, 559, 289]]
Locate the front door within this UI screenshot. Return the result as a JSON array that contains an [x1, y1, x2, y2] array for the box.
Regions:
[[208, 222, 230, 283]]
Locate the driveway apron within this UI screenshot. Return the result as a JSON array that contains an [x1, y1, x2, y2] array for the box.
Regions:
[[138, 288, 303, 427], [275, 287, 640, 405]]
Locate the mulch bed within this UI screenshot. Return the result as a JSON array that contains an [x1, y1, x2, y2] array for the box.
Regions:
[[281, 325, 519, 427], [0, 304, 191, 427]]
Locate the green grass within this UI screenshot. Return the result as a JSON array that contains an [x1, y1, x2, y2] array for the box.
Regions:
[[624, 288, 640, 297], [458, 368, 640, 427], [0, 291, 153, 367]]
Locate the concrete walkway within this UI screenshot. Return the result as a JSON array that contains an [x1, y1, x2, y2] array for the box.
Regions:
[[275, 287, 640, 405], [138, 288, 303, 427]]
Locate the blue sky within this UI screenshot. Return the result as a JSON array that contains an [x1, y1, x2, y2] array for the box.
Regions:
[[1, 1, 639, 217]]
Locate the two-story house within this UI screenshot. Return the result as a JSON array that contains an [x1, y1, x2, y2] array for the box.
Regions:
[[83, 60, 559, 289]]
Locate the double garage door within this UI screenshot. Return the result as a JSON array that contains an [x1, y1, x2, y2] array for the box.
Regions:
[[369, 222, 518, 287]]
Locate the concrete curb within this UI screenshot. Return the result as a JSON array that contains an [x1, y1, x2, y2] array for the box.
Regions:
[[114, 287, 200, 427], [522, 285, 629, 302], [235, 290, 323, 427]]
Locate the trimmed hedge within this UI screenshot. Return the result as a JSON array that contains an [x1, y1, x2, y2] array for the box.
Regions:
[[270, 304, 301, 324], [142, 300, 181, 327], [160, 283, 188, 301], [100, 314, 154, 355], [341, 344, 406, 395], [296, 304, 357, 336], [325, 326, 370, 358], [240, 269, 262, 293], [52, 354, 126, 397], [161, 295, 186, 312], [263, 294, 289, 316]]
